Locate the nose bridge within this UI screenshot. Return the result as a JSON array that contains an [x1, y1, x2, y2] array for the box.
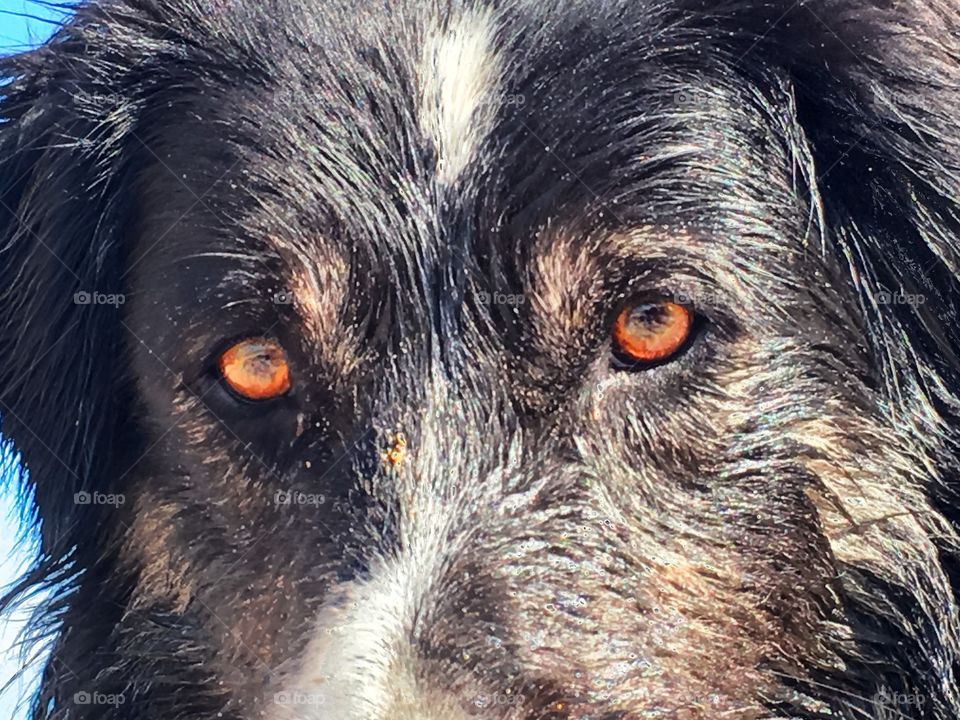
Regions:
[[272, 551, 472, 720], [373, 363, 490, 540], [391, 347, 521, 499], [377, 310, 511, 470], [274, 434, 491, 720], [272, 359, 520, 720]]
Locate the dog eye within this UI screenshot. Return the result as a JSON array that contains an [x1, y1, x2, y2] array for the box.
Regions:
[[218, 338, 292, 400], [611, 300, 693, 367]]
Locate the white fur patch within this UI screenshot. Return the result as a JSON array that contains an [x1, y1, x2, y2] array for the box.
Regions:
[[268, 378, 489, 719], [418, 6, 501, 184], [268, 556, 468, 720]]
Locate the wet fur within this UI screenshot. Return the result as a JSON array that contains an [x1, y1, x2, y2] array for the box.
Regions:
[[1, 0, 960, 718]]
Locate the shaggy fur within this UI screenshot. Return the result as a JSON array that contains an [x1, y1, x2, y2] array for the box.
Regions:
[[2, 0, 960, 718]]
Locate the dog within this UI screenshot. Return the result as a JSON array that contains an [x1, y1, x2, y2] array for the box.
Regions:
[[2, 0, 960, 718]]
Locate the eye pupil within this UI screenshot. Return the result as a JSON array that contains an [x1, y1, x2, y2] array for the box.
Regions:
[[219, 338, 291, 400], [622, 303, 672, 335], [612, 300, 693, 366]]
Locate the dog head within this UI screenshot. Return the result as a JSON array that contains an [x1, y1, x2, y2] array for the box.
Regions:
[[2, 1, 960, 718]]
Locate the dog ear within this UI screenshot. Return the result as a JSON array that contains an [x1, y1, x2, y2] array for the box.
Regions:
[[671, 0, 960, 397], [750, 0, 960, 520], [0, 28, 138, 561], [714, 0, 960, 412], [784, 1, 960, 387]]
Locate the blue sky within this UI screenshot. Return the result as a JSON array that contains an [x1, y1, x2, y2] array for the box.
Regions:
[[1, 4, 76, 718], [0, 1, 66, 50]]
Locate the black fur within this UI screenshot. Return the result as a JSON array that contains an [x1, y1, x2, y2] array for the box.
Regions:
[[1, 1, 960, 718]]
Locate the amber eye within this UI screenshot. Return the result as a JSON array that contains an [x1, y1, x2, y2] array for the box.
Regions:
[[612, 300, 694, 366], [219, 338, 291, 400]]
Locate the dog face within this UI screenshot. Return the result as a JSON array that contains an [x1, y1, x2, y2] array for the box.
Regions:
[[2, 1, 960, 719]]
